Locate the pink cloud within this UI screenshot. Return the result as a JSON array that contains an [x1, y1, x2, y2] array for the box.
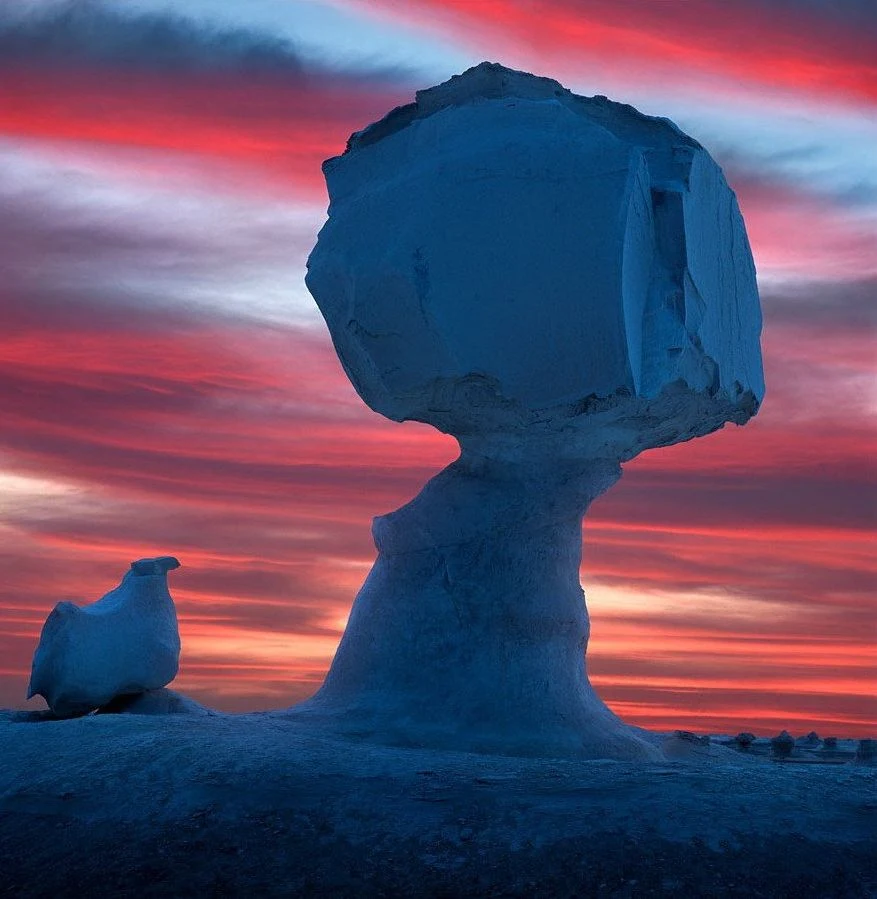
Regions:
[[343, 0, 877, 104], [1, 3, 873, 734]]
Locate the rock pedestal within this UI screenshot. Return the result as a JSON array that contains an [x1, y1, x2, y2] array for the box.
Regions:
[[301, 450, 657, 758]]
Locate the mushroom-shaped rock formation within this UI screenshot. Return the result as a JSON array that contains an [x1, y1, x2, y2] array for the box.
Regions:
[[300, 62, 764, 760], [27, 557, 181, 717]]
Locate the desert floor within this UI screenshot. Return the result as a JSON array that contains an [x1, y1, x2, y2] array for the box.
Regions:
[[1, 713, 874, 898]]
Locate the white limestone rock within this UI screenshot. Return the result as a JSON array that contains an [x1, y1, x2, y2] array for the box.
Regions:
[[295, 456, 664, 760], [663, 730, 713, 760], [298, 64, 764, 760], [307, 62, 763, 460], [96, 688, 213, 716], [27, 557, 181, 718]]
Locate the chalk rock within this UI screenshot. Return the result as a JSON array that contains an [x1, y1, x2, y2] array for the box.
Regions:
[[307, 61, 763, 460], [298, 64, 764, 760], [97, 688, 212, 716], [27, 557, 181, 717]]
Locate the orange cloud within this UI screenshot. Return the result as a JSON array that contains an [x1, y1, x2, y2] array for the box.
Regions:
[[1, 4, 873, 735], [2, 298, 873, 733]]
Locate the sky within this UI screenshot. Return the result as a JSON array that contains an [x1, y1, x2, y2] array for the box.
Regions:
[[0, 0, 874, 737]]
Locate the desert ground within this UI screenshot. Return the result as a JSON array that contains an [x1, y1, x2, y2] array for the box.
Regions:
[[1, 710, 874, 898]]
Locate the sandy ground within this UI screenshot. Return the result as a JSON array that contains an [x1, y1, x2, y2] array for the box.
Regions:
[[1, 713, 875, 898]]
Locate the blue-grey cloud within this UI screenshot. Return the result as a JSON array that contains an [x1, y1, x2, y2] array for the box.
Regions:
[[0, 0, 409, 83], [761, 278, 877, 331], [745, 0, 876, 30], [0, 0, 305, 73]]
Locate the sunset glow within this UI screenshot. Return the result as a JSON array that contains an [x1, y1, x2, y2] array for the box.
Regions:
[[0, 0, 873, 737]]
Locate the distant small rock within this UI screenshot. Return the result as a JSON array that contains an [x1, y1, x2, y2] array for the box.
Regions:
[[854, 739, 875, 765], [734, 732, 756, 749], [797, 731, 820, 746], [822, 737, 838, 751], [663, 731, 712, 759], [96, 688, 214, 716], [771, 730, 795, 758]]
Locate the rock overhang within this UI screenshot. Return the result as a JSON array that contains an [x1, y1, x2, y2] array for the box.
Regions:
[[307, 62, 764, 460]]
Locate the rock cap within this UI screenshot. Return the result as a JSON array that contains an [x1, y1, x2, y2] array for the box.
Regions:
[[307, 62, 764, 461]]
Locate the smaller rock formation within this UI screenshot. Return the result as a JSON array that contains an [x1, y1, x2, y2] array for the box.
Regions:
[[798, 731, 820, 747], [97, 688, 212, 716], [822, 736, 838, 751], [663, 730, 712, 759], [734, 732, 756, 750], [771, 730, 795, 759], [854, 739, 875, 765], [27, 557, 181, 717]]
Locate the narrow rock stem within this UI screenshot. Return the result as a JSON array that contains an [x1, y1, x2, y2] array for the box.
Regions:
[[298, 448, 658, 759]]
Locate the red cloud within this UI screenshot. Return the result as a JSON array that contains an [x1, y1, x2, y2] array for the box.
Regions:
[[2, 47, 871, 281], [0, 67, 405, 197], [1, 4, 872, 733], [347, 0, 877, 104], [1, 298, 873, 733]]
